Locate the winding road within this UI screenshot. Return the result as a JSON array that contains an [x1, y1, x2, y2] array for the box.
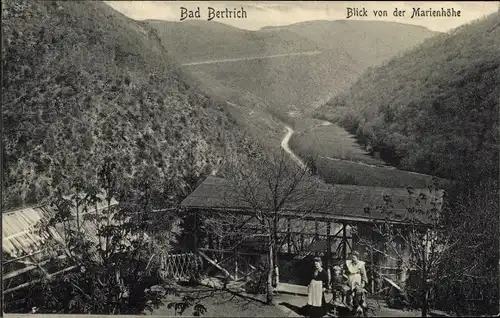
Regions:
[[280, 126, 306, 168], [280, 120, 334, 169]]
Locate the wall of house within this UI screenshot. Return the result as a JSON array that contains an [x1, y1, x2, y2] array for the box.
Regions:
[[196, 210, 419, 288]]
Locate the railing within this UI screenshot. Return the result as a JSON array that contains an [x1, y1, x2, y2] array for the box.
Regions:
[[159, 252, 204, 281], [198, 247, 265, 281]]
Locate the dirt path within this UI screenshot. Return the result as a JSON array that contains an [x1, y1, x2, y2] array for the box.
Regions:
[[181, 51, 322, 66], [281, 126, 306, 168]]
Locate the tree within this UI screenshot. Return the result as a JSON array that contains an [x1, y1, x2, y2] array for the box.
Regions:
[[18, 158, 187, 315], [221, 149, 334, 304], [438, 179, 499, 316], [354, 181, 461, 317]]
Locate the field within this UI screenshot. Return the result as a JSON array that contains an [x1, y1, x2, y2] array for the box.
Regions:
[[283, 116, 440, 188], [315, 158, 443, 188], [289, 122, 384, 165]]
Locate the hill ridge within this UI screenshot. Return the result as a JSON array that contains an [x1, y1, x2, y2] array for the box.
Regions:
[[314, 11, 499, 182], [260, 19, 436, 32]]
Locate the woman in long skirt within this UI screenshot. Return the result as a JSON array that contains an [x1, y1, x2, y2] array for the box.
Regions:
[[307, 256, 328, 318]]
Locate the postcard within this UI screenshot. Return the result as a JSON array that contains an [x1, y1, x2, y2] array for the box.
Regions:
[[2, 1, 499, 317]]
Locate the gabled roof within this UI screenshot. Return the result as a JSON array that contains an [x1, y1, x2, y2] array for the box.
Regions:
[[180, 176, 443, 224]]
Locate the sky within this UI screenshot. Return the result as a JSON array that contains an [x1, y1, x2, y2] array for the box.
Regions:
[[105, 1, 499, 32]]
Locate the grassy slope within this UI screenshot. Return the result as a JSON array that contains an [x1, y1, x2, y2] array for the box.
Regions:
[[273, 20, 436, 67], [179, 64, 284, 151], [290, 123, 384, 165], [2, 1, 259, 209], [315, 13, 500, 181]]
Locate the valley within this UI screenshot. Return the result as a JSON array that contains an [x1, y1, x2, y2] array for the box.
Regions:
[[179, 45, 439, 189], [151, 18, 440, 188]]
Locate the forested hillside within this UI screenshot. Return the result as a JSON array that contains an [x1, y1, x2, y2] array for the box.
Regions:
[[315, 13, 500, 183], [2, 0, 258, 209], [263, 19, 436, 71]]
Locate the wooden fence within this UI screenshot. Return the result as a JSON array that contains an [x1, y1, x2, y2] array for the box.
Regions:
[[159, 252, 204, 281]]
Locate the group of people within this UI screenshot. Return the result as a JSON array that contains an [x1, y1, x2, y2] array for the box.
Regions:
[[306, 251, 368, 318]]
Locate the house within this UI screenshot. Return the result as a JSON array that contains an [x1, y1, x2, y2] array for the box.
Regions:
[[180, 176, 444, 288]]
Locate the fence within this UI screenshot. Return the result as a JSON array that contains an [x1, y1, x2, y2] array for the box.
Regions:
[[159, 252, 204, 281], [197, 247, 266, 281]]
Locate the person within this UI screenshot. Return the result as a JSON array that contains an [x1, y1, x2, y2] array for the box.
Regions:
[[329, 264, 347, 317], [330, 265, 344, 302], [343, 251, 368, 308], [307, 256, 329, 318]]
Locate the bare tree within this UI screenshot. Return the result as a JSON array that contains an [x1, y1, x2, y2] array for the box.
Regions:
[[219, 149, 334, 304], [354, 182, 462, 317]]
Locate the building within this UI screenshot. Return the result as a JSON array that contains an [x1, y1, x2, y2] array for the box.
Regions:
[[180, 176, 443, 288]]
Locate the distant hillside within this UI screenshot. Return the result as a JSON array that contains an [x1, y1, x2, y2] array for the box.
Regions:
[[315, 13, 500, 182], [264, 20, 435, 70], [149, 20, 436, 113], [147, 20, 322, 64], [2, 1, 259, 209]]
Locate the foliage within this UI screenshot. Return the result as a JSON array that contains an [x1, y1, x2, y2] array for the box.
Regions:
[[7, 159, 172, 314], [4, 157, 212, 315], [354, 180, 494, 316], [315, 12, 499, 184], [1, 0, 256, 209], [164, 287, 208, 317], [433, 179, 499, 316], [244, 262, 269, 295]]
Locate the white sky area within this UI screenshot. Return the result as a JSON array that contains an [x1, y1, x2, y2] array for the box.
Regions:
[[105, 1, 499, 32]]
